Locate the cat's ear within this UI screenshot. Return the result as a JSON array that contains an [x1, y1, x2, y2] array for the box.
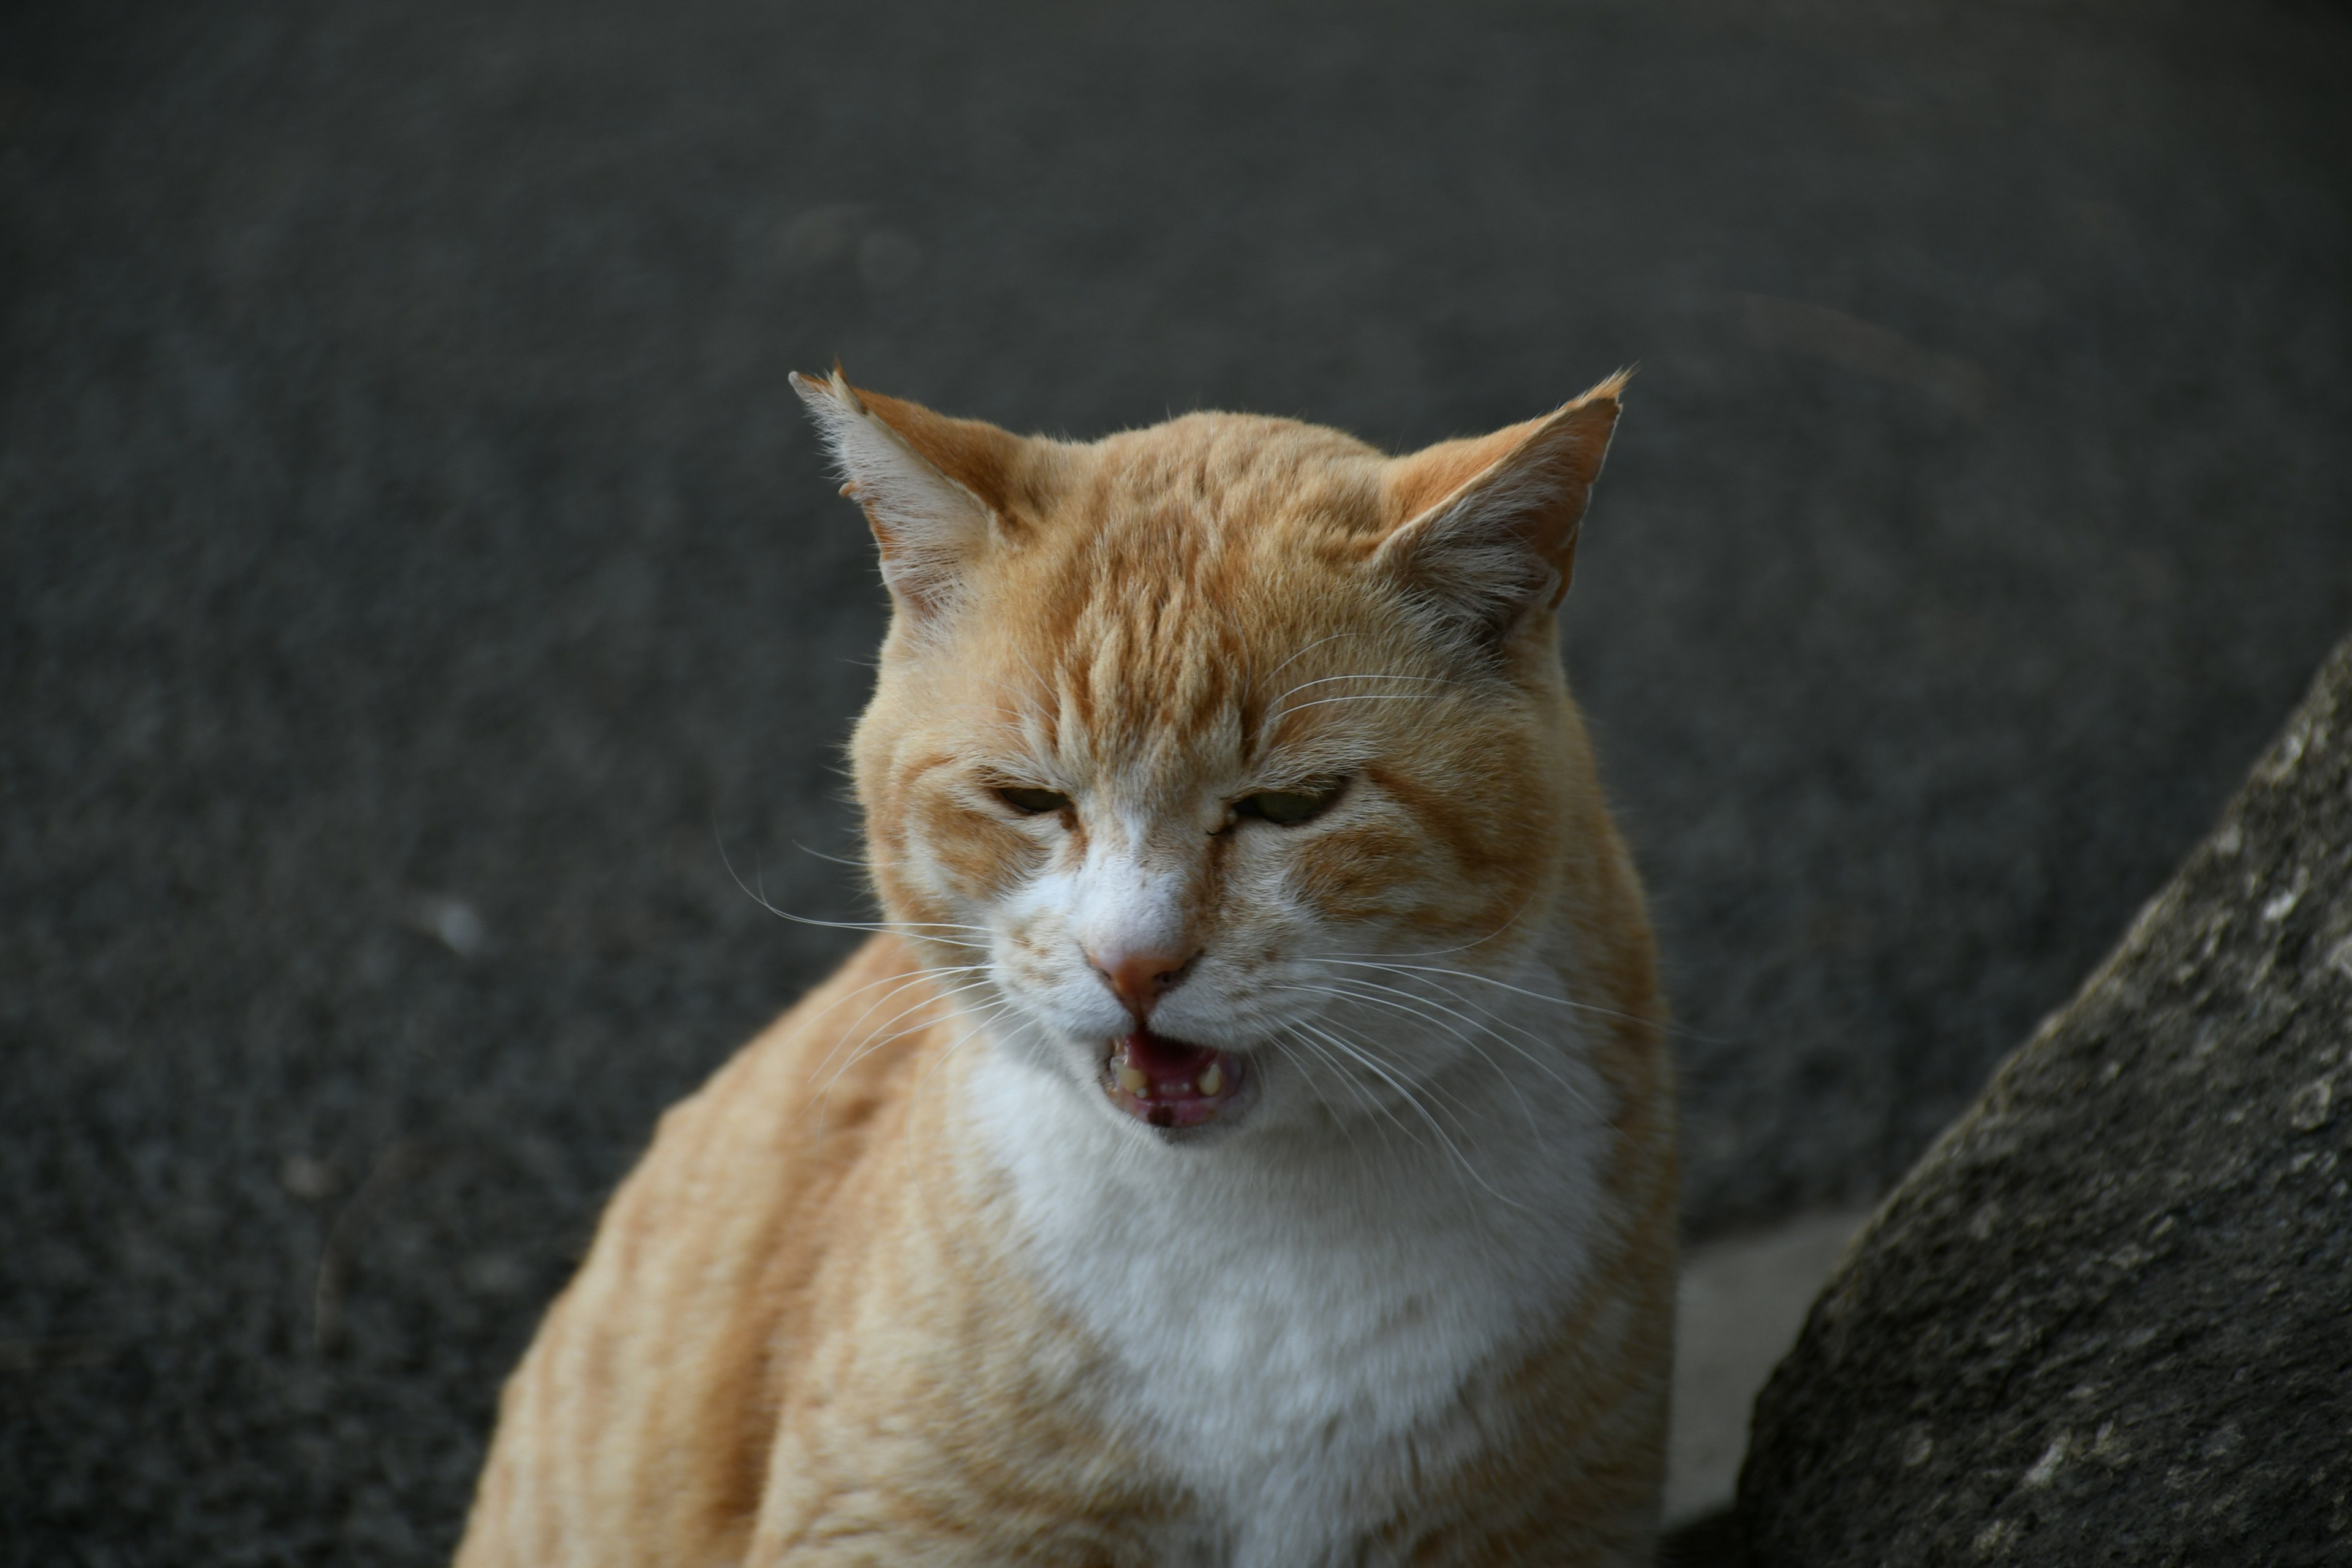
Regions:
[[1374, 371, 1627, 644], [790, 368, 1029, 620]]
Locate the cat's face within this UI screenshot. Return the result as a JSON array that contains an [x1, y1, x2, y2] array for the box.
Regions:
[[799, 374, 1621, 1144]]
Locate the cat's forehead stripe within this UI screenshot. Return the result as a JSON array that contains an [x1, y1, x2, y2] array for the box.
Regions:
[[986, 436, 1398, 788]]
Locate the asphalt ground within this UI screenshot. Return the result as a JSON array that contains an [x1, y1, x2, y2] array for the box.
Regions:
[[4, 1, 2349, 1560]]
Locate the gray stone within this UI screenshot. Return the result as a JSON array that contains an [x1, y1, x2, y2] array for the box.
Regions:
[[1741, 635, 2352, 1566]]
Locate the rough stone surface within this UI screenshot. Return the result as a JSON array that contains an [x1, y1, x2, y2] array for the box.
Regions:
[[7, 1, 2352, 1561], [1741, 635, 2352, 1566]]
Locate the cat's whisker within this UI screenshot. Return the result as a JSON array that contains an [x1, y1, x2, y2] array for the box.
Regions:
[[804, 959, 992, 1027], [1302, 971, 1583, 1072], [804, 968, 998, 1095], [1273, 671, 1462, 693], [818, 973, 1006, 1090], [1280, 978, 1556, 1135], [790, 839, 872, 872], [1324, 899, 1537, 963], [1264, 1032, 1348, 1132], [1269, 1025, 1396, 1155], [1287, 1018, 1528, 1213], [1286, 1017, 1520, 1253], [718, 827, 999, 938], [1282, 1013, 1491, 1153], [1320, 965, 1597, 1074], [788, 914, 995, 948], [1264, 671, 1465, 712], [810, 961, 992, 1017], [1278, 984, 1548, 1136], [711, 831, 786, 920], [1367, 984, 1597, 1105], [807, 916, 995, 939], [813, 987, 1019, 1144], [1320, 957, 1731, 1044], [1321, 959, 1584, 1011], [851, 1006, 1006, 1152], [715, 835, 997, 949], [796, 965, 994, 1086], [899, 1000, 1021, 1123], [1250, 628, 1377, 694], [1273, 692, 1456, 717], [1274, 1023, 1426, 1158]]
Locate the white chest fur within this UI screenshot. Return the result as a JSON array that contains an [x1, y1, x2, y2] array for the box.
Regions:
[[968, 1000, 1612, 1568]]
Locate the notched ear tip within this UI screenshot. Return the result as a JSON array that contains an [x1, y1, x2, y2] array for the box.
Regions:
[[788, 365, 868, 417], [827, 360, 865, 410]]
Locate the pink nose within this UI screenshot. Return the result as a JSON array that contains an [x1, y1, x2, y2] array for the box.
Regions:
[[1089, 948, 1197, 1019]]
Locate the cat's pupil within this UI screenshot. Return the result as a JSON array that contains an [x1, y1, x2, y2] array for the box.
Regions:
[[1235, 778, 1346, 826], [997, 785, 1072, 816]]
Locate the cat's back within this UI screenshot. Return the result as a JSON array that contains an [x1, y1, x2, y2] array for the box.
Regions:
[[455, 934, 948, 1567]]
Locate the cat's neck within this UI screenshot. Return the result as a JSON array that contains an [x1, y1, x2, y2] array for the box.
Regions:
[[956, 944, 1617, 1553]]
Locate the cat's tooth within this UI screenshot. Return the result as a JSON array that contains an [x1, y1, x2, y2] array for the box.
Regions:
[[1117, 1061, 1149, 1094], [1197, 1061, 1224, 1097]]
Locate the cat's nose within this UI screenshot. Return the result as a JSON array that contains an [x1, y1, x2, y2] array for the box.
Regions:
[[1088, 947, 1199, 1020]]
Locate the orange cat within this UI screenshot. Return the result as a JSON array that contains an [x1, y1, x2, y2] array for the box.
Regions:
[[454, 369, 1676, 1566]]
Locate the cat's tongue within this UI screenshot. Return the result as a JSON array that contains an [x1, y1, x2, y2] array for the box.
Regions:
[[1105, 1028, 1242, 1129]]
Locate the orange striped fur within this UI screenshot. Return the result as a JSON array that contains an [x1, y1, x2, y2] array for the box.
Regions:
[[456, 371, 1676, 1566]]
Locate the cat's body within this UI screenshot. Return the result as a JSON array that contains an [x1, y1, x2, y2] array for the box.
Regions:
[[457, 376, 1675, 1567]]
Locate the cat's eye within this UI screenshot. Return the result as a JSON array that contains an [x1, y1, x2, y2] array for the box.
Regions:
[[996, 785, 1072, 816], [1233, 777, 1348, 827]]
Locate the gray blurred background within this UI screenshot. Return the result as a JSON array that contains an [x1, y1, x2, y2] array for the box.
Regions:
[[4, 0, 2349, 1560]]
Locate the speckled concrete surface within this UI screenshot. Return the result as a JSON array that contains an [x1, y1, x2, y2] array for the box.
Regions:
[[4, 1, 2350, 1559]]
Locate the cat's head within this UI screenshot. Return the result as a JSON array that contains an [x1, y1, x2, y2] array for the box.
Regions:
[[794, 369, 1626, 1146]]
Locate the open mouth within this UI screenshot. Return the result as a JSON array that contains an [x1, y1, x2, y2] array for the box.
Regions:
[[1102, 1028, 1245, 1129]]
